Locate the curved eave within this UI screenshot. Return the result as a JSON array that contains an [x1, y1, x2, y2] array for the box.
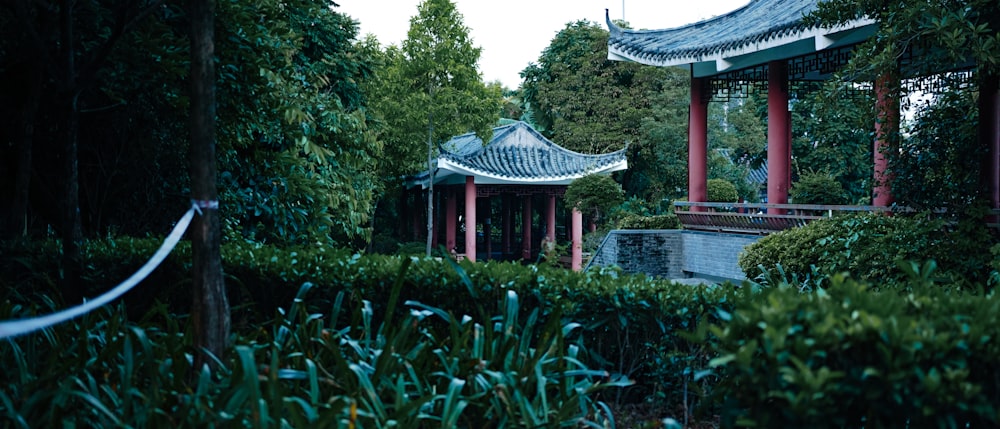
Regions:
[[427, 158, 628, 187], [608, 17, 875, 78]]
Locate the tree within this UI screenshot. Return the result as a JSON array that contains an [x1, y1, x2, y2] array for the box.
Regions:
[[0, 0, 166, 301], [792, 83, 874, 204], [364, 0, 502, 254], [188, 0, 228, 368], [521, 20, 678, 201], [807, 0, 999, 209], [564, 174, 625, 227]]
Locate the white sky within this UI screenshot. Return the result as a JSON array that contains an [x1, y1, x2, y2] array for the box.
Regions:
[[337, 0, 749, 88]]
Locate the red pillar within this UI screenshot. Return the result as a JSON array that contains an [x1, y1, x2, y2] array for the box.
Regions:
[[980, 73, 1000, 212], [412, 192, 423, 241], [571, 208, 583, 271], [521, 196, 532, 260], [502, 194, 512, 256], [431, 191, 439, 249], [767, 61, 790, 213], [445, 189, 456, 253], [546, 194, 556, 242], [873, 72, 899, 207], [464, 176, 476, 262], [689, 76, 708, 209]]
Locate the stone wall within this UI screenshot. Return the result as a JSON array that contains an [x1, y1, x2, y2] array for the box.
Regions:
[[588, 230, 684, 278], [587, 230, 762, 282]]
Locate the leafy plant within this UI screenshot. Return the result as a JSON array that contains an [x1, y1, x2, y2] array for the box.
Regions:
[[790, 170, 849, 205], [565, 174, 626, 227], [706, 179, 738, 203]]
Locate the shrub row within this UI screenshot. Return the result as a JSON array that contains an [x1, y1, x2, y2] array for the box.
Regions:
[[0, 237, 731, 421], [614, 213, 682, 230], [708, 275, 1000, 427], [738, 213, 995, 288]]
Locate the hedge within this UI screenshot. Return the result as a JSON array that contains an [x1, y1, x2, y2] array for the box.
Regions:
[[707, 275, 1000, 427]]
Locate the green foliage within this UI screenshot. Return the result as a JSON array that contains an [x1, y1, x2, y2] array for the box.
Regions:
[[521, 20, 681, 200], [706, 179, 738, 203], [738, 213, 995, 288], [1, 236, 736, 422], [214, 0, 380, 246], [807, 0, 1000, 79], [890, 86, 982, 212], [615, 214, 682, 230], [792, 83, 874, 204], [564, 174, 626, 225], [364, 0, 502, 186], [707, 275, 1000, 427], [0, 274, 625, 427], [790, 171, 850, 205]]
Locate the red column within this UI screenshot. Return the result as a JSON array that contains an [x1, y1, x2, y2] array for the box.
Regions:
[[689, 76, 708, 210], [464, 176, 476, 262], [546, 194, 556, 242], [502, 194, 512, 256], [412, 192, 423, 241], [767, 61, 790, 213], [873, 72, 899, 207], [571, 208, 583, 271], [431, 191, 439, 249], [521, 196, 532, 260], [980, 73, 1000, 212], [445, 189, 456, 253]]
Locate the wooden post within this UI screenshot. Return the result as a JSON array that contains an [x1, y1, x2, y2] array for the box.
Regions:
[[873, 72, 899, 207], [689, 75, 708, 211], [767, 60, 790, 213], [446, 189, 457, 252], [189, 0, 229, 368], [983, 73, 1000, 210], [571, 208, 583, 271], [464, 176, 476, 262], [522, 195, 532, 260]]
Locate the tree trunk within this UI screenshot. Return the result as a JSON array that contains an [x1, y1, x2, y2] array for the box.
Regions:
[[426, 106, 434, 257], [59, 0, 84, 304], [189, 0, 229, 368], [9, 68, 42, 239]]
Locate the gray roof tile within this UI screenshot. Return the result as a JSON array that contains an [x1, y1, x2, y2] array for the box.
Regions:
[[439, 121, 626, 180], [607, 0, 819, 64]]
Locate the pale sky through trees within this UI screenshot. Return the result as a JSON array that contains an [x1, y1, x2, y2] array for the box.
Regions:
[[338, 0, 749, 88]]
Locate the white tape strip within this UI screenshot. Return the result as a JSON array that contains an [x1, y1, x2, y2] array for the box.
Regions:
[[0, 206, 197, 339]]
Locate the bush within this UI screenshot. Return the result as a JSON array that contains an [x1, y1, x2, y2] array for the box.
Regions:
[[706, 179, 738, 203], [615, 213, 682, 230], [0, 277, 626, 427], [738, 213, 994, 288], [790, 171, 849, 204], [0, 236, 732, 422], [707, 275, 1000, 427]]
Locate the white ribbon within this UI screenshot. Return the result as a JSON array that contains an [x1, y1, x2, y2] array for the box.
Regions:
[[0, 206, 197, 339]]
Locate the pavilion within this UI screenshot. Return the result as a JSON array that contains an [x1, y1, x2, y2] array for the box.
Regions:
[[605, 0, 998, 219], [407, 121, 627, 269]]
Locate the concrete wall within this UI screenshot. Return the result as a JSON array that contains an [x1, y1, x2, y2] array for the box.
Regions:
[[587, 230, 763, 282]]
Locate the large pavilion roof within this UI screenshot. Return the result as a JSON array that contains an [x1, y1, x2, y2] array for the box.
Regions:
[[409, 121, 627, 188], [606, 0, 875, 78]]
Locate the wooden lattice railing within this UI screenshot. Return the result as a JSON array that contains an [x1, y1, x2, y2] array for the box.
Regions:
[[673, 202, 894, 234]]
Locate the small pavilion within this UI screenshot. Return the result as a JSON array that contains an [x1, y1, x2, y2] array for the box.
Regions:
[[407, 121, 627, 269], [605, 0, 998, 217]]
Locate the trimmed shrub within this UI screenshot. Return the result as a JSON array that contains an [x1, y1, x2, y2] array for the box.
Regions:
[[707, 275, 1000, 427], [738, 213, 994, 288], [0, 237, 732, 422], [615, 213, 682, 230], [706, 179, 738, 203], [790, 171, 849, 204]]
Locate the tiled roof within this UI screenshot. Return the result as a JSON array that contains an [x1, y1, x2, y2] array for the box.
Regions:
[[607, 0, 818, 65], [410, 121, 627, 187]]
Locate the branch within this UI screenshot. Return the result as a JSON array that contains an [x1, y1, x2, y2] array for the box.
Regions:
[[77, 0, 166, 87]]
